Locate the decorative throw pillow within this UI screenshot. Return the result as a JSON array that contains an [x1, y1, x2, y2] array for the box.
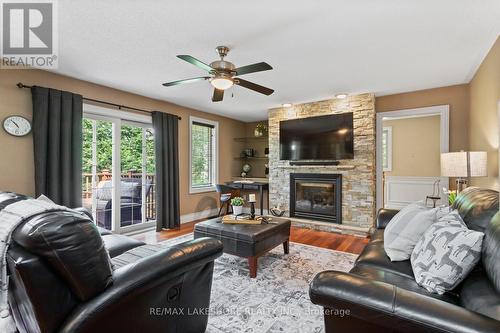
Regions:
[[384, 202, 449, 261], [411, 210, 484, 294]]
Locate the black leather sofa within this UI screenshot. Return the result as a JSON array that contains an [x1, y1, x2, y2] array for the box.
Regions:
[[310, 187, 500, 333], [2, 192, 223, 333]]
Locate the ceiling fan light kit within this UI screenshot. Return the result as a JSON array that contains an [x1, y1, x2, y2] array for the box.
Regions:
[[210, 75, 234, 90], [162, 46, 274, 102]]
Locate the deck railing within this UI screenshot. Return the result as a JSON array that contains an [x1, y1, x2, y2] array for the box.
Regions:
[[82, 172, 156, 220]]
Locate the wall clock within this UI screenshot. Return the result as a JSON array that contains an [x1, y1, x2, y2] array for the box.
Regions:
[[3, 115, 32, 137]]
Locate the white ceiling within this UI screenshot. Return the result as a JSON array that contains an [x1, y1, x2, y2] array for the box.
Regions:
[[55, 0, 500, 122]]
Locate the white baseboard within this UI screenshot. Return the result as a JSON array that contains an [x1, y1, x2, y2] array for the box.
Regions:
[[180, 207, 268, 224], [180, 208, 219, 224]]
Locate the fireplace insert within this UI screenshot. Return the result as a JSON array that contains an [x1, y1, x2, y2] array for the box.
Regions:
[[290, 173, 342, 223]]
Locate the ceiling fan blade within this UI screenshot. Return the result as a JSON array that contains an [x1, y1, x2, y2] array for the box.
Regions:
[[235, 78, 274, 96], [162, 76, 210, 87], [212, 88, 224, 102], [234, 62, 273, 76], [177, 55, 214, 72]]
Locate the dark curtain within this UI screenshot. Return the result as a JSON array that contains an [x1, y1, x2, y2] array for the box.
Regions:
[[31, 86, 83, 207], [152, 112, 180, 230]]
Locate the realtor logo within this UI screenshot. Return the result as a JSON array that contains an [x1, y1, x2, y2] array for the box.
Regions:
[[1, 0, 58, 68]]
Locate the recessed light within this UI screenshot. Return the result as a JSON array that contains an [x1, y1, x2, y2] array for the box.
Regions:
[[335, 93, 348, 99], [282, 103, 292, 108]]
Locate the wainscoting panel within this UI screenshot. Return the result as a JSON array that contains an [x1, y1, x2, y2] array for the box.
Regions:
[[384, 176, 449, 209]]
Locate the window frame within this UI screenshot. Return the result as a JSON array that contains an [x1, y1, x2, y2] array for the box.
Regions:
[[382, 126, 393, 172], [189, 116, 219, 194]]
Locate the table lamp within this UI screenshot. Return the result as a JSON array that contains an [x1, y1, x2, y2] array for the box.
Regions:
[[441, 151, 487, 193]]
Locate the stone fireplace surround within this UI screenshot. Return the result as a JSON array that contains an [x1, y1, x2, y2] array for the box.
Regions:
[[268, 94, 376, 235]]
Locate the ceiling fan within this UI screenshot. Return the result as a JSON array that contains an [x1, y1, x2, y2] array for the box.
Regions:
[[162, 46, 274, 102]]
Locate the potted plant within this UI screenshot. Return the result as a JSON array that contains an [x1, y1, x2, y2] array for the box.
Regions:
[[230, 196, 245, 216], [443, 188, 458, 205], [254, 123, 267, 137]]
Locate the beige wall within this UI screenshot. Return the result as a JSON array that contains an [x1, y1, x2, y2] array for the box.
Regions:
[[0, 69, 245, 215], [469, 37, 500, 189], [376, 84, 469, 153], [383, 116, 441, 177]]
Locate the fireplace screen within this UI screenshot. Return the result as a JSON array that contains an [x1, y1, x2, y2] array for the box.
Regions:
[[295, 182, 336, 215], [290, 174, 342, 223]]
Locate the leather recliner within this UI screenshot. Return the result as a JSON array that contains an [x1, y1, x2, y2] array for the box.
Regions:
[[309, 187, 500, 333], [2, 192, 223, 333]]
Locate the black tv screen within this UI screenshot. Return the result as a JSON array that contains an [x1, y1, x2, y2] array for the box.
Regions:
[[279, 113, 354, 160]]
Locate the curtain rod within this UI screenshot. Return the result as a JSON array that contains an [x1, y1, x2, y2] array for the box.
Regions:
[[16, 82, 181, 120]]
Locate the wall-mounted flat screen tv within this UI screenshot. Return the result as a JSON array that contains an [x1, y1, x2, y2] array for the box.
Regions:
[[279, 113, 354, 160]]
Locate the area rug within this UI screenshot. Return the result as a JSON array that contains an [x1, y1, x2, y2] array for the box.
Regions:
[[158, 234, 358, 333]]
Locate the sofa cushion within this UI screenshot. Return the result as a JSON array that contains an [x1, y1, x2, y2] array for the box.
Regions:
[[460, 268, 500, 321], [411, 211, 484, 294], [355, 241, 415, 278], [384, 205, 448, 261], [13, 210, 114, 301], [102, 233, 145, 257], [482, 211, 500, 293], [452, 186, 499, 232], [350, 265, 459, 304]]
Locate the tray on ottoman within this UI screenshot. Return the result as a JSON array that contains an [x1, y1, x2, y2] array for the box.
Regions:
[[194, 217, 291, 278]]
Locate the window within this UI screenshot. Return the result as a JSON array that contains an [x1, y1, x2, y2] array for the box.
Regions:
[[81, 104, 156, 233], [190, 116, 218, 193], [382, 126, 392, 172]]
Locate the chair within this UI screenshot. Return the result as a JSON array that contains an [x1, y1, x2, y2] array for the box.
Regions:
[[216, 184, 240, 216], [95, 177, 152, 230], [2, 192, 223, 333]]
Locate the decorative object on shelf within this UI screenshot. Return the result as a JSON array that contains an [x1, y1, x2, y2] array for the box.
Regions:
[[240, 171, 247, 177], [270, 206, 286, 217], [244, 148, 255, 157], [254, 123, 267, 137], [264, 147, 269, 157], [442, 188, 458, 205], [3, 115, 32, 137], [230, 196, 245, 216], [441, 151, 487, 193], [242, 163, 252, 174]]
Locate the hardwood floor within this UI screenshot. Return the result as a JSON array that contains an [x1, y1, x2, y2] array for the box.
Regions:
[[132, 218, 369, 255]]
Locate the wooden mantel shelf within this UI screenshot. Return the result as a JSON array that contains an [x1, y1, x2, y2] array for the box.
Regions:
[[276, 165, 356, 170]]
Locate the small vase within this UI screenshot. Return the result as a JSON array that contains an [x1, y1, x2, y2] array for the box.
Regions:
[[232, 205, 243, 216]]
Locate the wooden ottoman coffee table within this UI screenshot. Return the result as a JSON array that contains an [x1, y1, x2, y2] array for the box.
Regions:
[[194, 217, 291, 278]]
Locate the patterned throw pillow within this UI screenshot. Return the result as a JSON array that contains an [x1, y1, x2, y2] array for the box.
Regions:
[[384, 202, 449, 261], [411, 210, 484, 294]]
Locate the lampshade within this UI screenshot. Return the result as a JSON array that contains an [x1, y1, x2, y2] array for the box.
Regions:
[[441, 151, 487, 177]]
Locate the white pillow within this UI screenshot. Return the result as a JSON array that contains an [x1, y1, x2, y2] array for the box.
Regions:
[[411, 210, 483, 294], [37, 194, 55, 204], [384, 202, 449, 261]]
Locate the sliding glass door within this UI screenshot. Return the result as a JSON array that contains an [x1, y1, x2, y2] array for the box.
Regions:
[[82, 106, 156, 233]]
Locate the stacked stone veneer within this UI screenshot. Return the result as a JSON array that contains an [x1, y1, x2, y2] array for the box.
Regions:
[[268, 93, 376, 230]]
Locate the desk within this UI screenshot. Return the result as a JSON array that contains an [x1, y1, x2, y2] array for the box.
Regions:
[[225, 181, 269, 216]]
